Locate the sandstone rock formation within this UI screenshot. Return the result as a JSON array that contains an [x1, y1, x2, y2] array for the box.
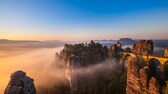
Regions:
[[124, 40, 168, 94], [133, 40, 154, 55], [164, 48, 168, 57], [126, 57, 160, 94], [115, 41, 122, 54], [108, 41, 122, 59], [4, 70, 36, 94], [125, 57, 142, 94]]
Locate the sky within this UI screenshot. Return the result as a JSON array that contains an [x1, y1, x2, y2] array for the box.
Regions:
[[0, 0, 168, 41]]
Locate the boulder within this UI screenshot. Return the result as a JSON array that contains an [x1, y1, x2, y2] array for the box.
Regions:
[[4, 70, 36, 94]]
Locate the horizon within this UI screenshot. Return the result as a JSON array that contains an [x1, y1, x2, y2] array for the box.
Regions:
[[1, 38, 168, 42], [0, 1, 168, 41]]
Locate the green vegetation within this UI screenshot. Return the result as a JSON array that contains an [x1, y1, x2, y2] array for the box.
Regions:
[[60, 40, 108, 66], [52, 41, 127, 94], [135, 55, 147, 69], [108, 45, 114, 57], [37, 41, 128, 94], [76, 65, 126, 94], [124, 47, 131, 53], [36, 66, 127, 94]]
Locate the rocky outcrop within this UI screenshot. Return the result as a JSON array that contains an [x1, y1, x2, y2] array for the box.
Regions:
[[4, 70, 36, 94], [126, 58, 141, 94], [108, 41, 122, 60], [126, 57, 160, 94], [139, 67, 160, 94], [59, 41, 109, 66], [133, 40, 154, 55], [164, 48, 168, 57]]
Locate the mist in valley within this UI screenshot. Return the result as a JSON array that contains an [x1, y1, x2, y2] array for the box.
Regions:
[[0, 46, 66, 93], [1, 40, 166, 93], [0, 44, 119, 94]]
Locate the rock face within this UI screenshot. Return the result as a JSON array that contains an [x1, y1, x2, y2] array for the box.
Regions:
[[164, 48, 168, 57], [109, 41, 122, 58], [133, 40, 154, 55], [115, 41, 122, 52], [126, 57, 160, 94], [4, 70, 36, 94], [126, 58, 141, 94], [139, 67, 160, 94]]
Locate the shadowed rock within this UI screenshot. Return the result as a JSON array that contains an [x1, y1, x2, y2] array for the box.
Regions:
[[108, 41, 122, 60], [4, 70, 36, 94]]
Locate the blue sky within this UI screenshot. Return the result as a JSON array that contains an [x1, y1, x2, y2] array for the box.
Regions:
[[0, 0, 168, 40]]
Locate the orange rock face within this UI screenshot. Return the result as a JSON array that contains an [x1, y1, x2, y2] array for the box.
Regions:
[[132, 40, 153, 55], [164, 48, 168, 57], [126, 57, 160, 94]]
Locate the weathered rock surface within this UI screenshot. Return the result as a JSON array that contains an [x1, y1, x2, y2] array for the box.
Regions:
[[4, 70, 36, 94], [108, 41, 122, 60], [139, 67, 160, 94], [126, 58, 141, 94], [133, 40, 154, 55], [126, 57, 160, 94], [164, 48, 168, 57]]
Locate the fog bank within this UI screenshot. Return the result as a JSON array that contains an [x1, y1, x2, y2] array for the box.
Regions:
[[0, 46, 64, 94]]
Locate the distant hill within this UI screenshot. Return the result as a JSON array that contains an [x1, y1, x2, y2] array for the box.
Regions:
[[0, 39, 64, 50], [93, 39, 113, 42], [0, 39, 62, 43], [119, 38, 135, 42], [0, 39, 11, 42], [0, 39, 41, 43]]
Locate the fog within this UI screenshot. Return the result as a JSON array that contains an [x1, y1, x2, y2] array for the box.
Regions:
[[73, 59, 117, 76], [0, 40, 167, 93], [0, 46, 65, 94], [0, 44, 121, 94]]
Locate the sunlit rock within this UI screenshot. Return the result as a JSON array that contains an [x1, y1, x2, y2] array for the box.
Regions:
[[164, 48, 168, 57], [133, 40, 154, 55], [126, 58, 160, 94]]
